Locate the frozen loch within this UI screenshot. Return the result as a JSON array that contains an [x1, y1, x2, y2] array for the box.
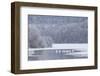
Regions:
[[28, 44, 88, 61]]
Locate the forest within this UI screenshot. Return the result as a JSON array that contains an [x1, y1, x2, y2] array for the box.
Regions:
[[28, 15, 88, 48]]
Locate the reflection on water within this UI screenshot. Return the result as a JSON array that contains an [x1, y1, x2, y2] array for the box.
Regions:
[[28, 44, 88, 61], [28, 48, 88, 61]]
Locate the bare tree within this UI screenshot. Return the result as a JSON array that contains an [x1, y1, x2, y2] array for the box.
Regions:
[[28, 24, 53, 48]]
